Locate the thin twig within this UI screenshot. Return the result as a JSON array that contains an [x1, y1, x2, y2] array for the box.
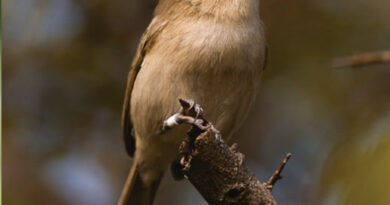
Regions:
[[332, 50, 390, 68], [266, 153, 292, 191]]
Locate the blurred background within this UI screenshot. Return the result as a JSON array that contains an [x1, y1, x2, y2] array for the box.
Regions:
[[3, 0, 390, 204]]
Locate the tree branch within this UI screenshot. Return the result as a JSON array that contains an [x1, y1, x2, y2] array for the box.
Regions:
[[164, 99, 291, 205], [331, 50, 390, 68], [265, 153, 292, 191]]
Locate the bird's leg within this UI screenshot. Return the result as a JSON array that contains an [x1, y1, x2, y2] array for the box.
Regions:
[[162, 113, 182, 130], [162, 114, 207, 131], [161, 99, 207, 132]]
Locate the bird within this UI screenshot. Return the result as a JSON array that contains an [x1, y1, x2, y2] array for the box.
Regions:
[[118, 0, 267, 204]]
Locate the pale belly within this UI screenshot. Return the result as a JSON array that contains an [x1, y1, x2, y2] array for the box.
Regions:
[[129, 20, 265, 182], [130, 53, 262, 181], [131, 51, 261, 142]]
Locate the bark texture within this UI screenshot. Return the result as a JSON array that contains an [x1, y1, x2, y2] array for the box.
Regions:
[[179, 126, 277, 205], [161, 99, 287, 204]]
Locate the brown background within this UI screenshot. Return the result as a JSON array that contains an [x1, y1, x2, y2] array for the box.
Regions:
[[3, 0, 390, 204]]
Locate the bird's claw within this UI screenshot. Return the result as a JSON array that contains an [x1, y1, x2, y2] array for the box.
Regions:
[[179, 98, 203, 119], [162, 113, 208, 132], [161, 99, 208, 133]]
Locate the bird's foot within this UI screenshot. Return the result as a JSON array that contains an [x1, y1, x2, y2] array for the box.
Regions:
[[162, 113, 182, 131], [162, 113, 207, 132], [161, 98, 208, 133], [179, 98, 203, 119]]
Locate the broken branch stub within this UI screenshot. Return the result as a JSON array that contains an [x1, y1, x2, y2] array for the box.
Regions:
[[172, 99, 277, 204], [179, 127, 277, 204]]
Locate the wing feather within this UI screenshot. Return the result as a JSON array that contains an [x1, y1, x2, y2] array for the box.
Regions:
[[122, 17, 167, 157]]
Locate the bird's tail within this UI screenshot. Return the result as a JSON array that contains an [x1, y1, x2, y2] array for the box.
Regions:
[[118, 159, 162, 205]]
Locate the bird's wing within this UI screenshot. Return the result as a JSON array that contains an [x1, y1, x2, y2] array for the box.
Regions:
[[263, 45, 268, 71], [122, 17, 168, 157]]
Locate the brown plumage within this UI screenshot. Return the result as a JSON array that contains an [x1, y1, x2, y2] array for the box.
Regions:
[[119, 0, 267, 204], [121, 17, 168, 157]]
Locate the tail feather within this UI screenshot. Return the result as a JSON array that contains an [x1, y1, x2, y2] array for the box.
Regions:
[[118, 161, 162, 205]]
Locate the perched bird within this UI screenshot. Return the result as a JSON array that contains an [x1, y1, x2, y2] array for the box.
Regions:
[[119, 0, 267, 204]]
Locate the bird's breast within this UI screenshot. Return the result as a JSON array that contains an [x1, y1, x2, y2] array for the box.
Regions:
[[131, 17, 265, 141], [180, 19, 264, 70]]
